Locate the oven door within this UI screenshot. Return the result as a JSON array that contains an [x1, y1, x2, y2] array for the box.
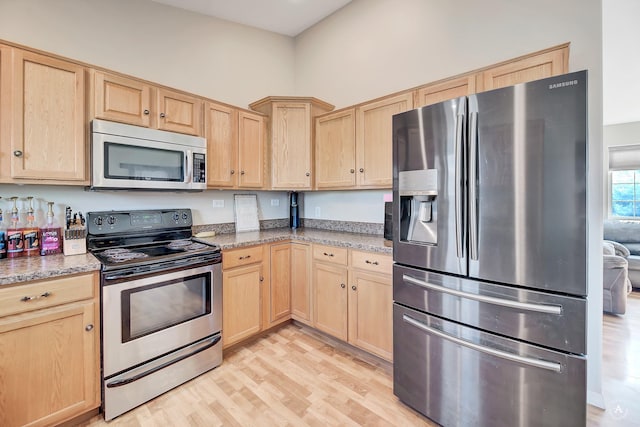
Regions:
[[102, 263, 221, 377]]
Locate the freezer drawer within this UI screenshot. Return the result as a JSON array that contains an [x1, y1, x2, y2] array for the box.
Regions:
[[393, 304, 586, 427], [394, 264, 586, 354]]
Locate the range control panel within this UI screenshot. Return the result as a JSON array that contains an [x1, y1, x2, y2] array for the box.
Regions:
[[87, 209, 192, 235]]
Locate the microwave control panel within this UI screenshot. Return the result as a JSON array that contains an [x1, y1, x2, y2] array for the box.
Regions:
[[193, 153, 206, 183]]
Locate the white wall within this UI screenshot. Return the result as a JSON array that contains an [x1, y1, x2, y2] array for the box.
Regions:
[[0, 0, 295, 108], [296, 0, 604, 408]]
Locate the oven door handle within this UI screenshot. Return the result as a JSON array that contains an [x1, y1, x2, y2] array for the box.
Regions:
[[105, 335, 221, 388]]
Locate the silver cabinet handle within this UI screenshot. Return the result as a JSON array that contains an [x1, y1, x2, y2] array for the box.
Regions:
[[305, 172, 310, 177], [20, 291, 51, 302], [240, 171, 245, 175], [160, 112, 166, 118], [351, 285, 357, 291], [13, 150, 23, 157], [239, 255, 251, 260], [359, 168, 364, 173], [402, 314, 562, 373], [143, 109, 150, 115], [365, 260, 379, 265], [230, 170, 235, 175], [323, 252, 334, 257], [350, 169, 355, 173], [402, 274, 562, 315], [340, 283, 346, 289], [85, 324, 94, 332]]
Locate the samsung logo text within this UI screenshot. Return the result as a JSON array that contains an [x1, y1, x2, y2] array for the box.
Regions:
[[549, 80, 578, 90]]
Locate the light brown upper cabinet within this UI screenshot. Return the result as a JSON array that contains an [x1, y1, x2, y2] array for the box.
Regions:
[[414, 74, 477, 108], [356, 92, 413, 188], [315, 108, 356, 189], [10, 49, 87, 182], [250, 96, 334, 190], [237, 110, 266, 188], [477, 44, 569, 92], [92, 70, 203, 136], [0, 45, 10, 182]]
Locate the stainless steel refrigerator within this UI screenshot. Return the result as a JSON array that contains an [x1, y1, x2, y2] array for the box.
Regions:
[[392, 71, 588, 427]]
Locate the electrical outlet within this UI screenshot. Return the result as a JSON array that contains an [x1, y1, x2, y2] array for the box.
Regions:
[[212, 200, 224, 208], [315, 207, 321, 218], [271, 199, 280, 207]]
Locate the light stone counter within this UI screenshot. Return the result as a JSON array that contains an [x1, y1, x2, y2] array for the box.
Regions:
[[0, 228, 390, 287], [0, 253, 101, 286], [200, 227, 392, 254]]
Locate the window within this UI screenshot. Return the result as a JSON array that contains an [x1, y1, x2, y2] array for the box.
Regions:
[[611, 169, 640, 217]]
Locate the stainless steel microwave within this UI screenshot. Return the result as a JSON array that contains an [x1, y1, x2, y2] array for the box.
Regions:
[[90, 119, 207, 191]]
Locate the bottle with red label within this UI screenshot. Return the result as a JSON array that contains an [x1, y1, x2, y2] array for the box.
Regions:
[[40, 201, 62, 256], [0, 197, 6, 259], [6, 196, 24, 258], [23, 196, 40, 257]]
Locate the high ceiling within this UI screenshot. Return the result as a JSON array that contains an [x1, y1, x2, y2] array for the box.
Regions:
[[151, 0, 636, 126], [150, 0, 352, 37]]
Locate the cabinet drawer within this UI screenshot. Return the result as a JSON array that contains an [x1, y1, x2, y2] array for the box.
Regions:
[[0, 273, 96, 317], [350, 250, 392, 275], [313, 244, 348, 265], [223, 245, 263, 269]]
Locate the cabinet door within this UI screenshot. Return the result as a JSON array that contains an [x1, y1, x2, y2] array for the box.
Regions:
[[478, 45, 568, 92], [156, 88, 203, 136], [315, 109, 356, 189], [222, 263, 262, 348], [238, 111, 265, 188], [348, 270, 393, 361], [0, 301, 99, 427], [0, 45, 10, 182], [414, 74, 476, 108], [356, 92, 413, 188], [205, 102, 237, 188], [269, 243, 291, 325], [93, 71, 152, 127], [11, 50, 86, 181], [291, 242, 312, 324], [271, 103, 312, 189], [313, 262, 348, 341]]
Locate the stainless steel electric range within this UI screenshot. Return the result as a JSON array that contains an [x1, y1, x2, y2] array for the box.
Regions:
[[87, 209, 222, 421]]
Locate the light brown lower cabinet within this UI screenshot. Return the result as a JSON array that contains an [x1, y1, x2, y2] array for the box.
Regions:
[[222, 245, 265, 348], [290, 242, 312, 325], [0, 272, 100, 427], [312, 245, 393, 361], [268, 242, 292, 327]]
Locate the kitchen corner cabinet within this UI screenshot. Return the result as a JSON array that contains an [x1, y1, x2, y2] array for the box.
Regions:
[[250, 96, 334, 190], [290, 242, 312, 325], [222, 245, 265, 348], [10, 49, 87, 182], [355, 92, 413, 188], [268, 243, 292, 327], [0, 272, 100, 427], [477, 44, 569, 92], [414, 74, 477, 108], [92, 70, 203, 136], [315, 109, 356, 189]]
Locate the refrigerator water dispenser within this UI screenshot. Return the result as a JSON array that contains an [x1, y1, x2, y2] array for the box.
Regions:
[[399, 169, 438, 245]]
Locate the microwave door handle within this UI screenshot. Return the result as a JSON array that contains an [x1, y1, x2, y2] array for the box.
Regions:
[[185, 150, 192, 184]]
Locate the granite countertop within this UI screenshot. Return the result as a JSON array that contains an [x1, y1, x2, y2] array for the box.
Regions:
[[200, 228, 392, 254], [0, 228, 391, 287], [0, 253, 102, 287]]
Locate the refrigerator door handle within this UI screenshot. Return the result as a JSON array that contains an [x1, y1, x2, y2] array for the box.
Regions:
[[402, 314, 563, 373], [454, 97, 466, 259], [402, 274, 563, 315], [468, 96, 479, 261]]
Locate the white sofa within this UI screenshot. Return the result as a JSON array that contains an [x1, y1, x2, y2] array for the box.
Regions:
[[603, 220, 640, 290]]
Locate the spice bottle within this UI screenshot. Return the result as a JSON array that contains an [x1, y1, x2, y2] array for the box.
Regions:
[[6, 197, 24, 258], [23, 197, 40, 257], [40, 202, 62, 256]]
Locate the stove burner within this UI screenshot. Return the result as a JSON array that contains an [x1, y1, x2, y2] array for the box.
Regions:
[[107, 252, 149, 263], [102, 248, 131, 256], [184, 242, 208, 251], [167, 240, 193, 249]]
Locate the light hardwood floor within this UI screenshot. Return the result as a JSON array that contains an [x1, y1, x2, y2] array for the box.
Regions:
[[81, 294, 640, 427], [588, 291, 640, 427]]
